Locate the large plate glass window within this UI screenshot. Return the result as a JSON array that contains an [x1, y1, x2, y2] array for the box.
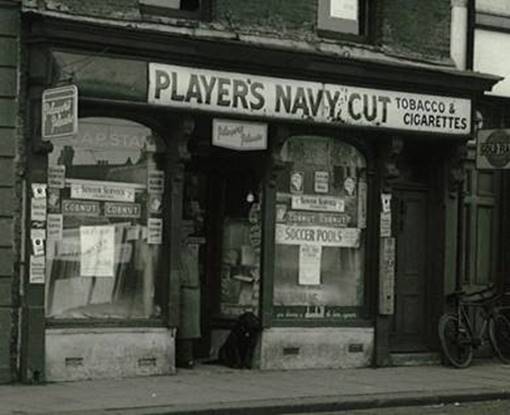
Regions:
[[273, 136, 367, 320], [45, 117, 165, 320]]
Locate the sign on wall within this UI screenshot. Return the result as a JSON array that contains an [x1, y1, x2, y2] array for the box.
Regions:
[[148, 63, 472, 135], [476, 129, 510, 170], [212, 119, 268, 151], [42, 85, 78, 139]]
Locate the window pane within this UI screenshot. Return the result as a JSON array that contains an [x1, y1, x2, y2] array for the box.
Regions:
[[45, 117, 165, 320], [273, 137, 366, 317]]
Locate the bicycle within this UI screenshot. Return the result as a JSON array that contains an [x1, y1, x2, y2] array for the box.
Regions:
[[438, 284, 510, 368]]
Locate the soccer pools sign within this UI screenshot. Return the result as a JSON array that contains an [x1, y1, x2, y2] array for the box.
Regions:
[[148, 63, 471, 135]]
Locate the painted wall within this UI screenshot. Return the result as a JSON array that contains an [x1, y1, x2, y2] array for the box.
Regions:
[[0, 2, 19, 384]]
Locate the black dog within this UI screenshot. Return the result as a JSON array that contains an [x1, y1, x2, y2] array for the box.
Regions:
[[219, 312, 261, 369]]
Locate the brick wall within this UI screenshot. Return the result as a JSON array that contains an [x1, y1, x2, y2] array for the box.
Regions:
[[25, 0, 453, 64], [0, 2, 20, 384]]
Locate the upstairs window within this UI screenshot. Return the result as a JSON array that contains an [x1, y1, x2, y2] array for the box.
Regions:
[[139, 0, 211, 20], [317, 0, 369, 39]]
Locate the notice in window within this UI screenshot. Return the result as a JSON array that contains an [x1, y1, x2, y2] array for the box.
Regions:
[[330, 0, 358, 21], [299, 245, 322, 285], [80, 225, 115, 277]]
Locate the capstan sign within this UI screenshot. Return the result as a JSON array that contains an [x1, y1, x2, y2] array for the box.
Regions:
[[148, 63, 472, 135]]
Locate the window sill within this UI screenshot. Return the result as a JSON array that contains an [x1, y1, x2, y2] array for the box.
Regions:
[[46, 318, 167, 329]]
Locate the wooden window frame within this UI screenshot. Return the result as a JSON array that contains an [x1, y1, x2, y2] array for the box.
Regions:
[[317, 0, 371, 42]]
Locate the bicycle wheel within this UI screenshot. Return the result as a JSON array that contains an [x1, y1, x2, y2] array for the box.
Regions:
[[438, 313, 473, 368], [489, 313, 510, 364]]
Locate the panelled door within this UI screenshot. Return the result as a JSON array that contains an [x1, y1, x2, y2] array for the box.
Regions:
[[391, 189, 428, 351]]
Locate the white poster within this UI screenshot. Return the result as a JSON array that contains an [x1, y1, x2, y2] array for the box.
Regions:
[[330, 0, 358, 21], [148, 218, 163, 245], [314, 171, 329, 194], [299, 245, 322, 285], [275, 224, 361, 248], [292, 195, 345, 213], [80, 225, 115, 277], [380, 212, 392, 238], [31, 198, 47, 222]]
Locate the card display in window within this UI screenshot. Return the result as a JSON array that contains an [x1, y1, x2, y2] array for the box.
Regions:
[[80, 225, 115, 277], [298, 245, 322, 285], [71, 180, 136, 202]]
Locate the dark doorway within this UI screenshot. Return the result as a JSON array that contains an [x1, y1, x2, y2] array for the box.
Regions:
[[391, 189, 428, 352]]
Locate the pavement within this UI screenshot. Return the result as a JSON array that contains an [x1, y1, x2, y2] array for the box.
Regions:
[[2, 359, 510, 415]]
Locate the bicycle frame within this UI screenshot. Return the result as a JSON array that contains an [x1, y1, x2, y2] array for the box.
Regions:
[[455, 301, 490, 348]]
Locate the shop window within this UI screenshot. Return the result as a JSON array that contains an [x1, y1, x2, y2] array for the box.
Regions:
[[45, 117, 166, 320], [273, 136, 367, 319], [139, 0, 211, 19], [317, 0, 369, 39]]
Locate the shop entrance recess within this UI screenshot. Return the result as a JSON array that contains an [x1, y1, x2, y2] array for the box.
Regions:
[[390, 188, 429, 352]]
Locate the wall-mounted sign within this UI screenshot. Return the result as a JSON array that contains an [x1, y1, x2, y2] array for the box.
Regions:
[[314, 171, 329, 194], [29, 255, 46, 284], [330, 0, 358, 20], [476, 129, 510, 170], [285, 211, 351, 227], [148, 170, 165, 193], [292, 195, 345, 213], [148, 63, 471, 135], [31, 198, 47, 222], [212, 119, 268, 151], [275, 224, 360, 248], [104, 202, 141, 218], [71, 180, 136, 202], [42, 85, 78, 140], [62, 200, 101, 217], [47, 213, 63, 240], [148, 218, 163, 245]]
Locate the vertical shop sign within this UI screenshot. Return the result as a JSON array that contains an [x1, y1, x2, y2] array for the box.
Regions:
[[379, 237, 396, 315], [42, 85, 78, 139], [148, 170, 165, 193], [298, 244, 322, 285], [80, 225, 115, 277]]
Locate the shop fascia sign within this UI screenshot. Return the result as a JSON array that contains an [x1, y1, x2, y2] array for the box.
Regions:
[[212, 118, 267, 151], [148, 63, 472, 135], [476, 129, 510, 170], [42, 85, 78, 139]]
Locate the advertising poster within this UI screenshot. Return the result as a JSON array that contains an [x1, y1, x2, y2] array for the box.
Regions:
[[80, 225, 115, 277], [47, 213, 63, 240], [275, 224, 361, 248], [291, 195, 345, 213], [314, 171, 329, 193], [298, 244, 322, 285], [148, 171, 165, 194], [380, 212, 392, 238], [71, 180, 135, 202], [31, 198, 47, 222], [148, 218, 163, 244], [48, 165, 66, 188], [29, 255, 46, 284]]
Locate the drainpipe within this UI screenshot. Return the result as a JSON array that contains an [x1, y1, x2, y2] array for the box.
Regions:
[[451, 0, 469, 70]]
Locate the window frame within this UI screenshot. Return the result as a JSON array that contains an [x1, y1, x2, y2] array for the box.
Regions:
[[317, 0, 372, 42], [139, 0, 213, 21]]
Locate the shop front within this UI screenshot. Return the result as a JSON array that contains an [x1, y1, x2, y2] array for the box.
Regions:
[[21, 17, 498, 382]]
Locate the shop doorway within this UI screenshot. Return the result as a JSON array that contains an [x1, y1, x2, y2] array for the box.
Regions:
[[184, 151, 264, 362], [391, 189, 428, 352]]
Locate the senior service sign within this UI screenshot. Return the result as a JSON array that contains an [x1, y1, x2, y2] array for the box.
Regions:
[[148, 63, 471, 135]]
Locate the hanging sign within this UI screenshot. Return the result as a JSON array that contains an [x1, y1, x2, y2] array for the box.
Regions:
[[212, 119, 268, 151], [71, 180, 136, 202], [80, 225, 115, 277], [476, 129, 510, 170], [148, 63, 471, 135], [380, 212, 392, 238], [47, 213, 63, 240], [148, 218, 163, 244], [276, 224, 360, 248], [148, 170, 165, 193], [292, 195, 345, 213], [42, 85, 78, 140], [379, 237, 396, 315], [31, 198, 47, 222]]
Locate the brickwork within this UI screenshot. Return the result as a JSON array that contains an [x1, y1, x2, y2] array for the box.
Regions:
[[24, 0, 453, 64], [0, 3, 19, 384]]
